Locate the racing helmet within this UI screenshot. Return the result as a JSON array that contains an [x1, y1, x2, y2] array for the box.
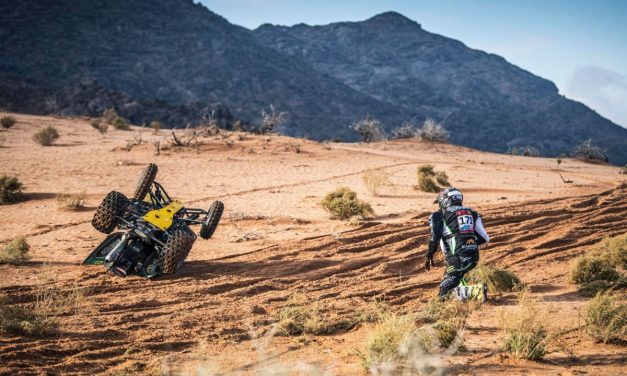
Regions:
[[434, 187, 463, 209]]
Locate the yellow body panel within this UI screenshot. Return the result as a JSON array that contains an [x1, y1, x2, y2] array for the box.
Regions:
[[143, 201, 184, 230]]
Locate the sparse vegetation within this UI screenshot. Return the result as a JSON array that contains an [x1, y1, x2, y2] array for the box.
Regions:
[[362, 168, 390, 196], [150, 121, 162, 134], [1, 116, 16, 129], [90, 119, 109, 134], [0, 175, 24, 204], [620, 165, 627, 175], [499, 293, 548, 360], [57, 192, 86, 210], [391, 121, 418, 139], [275, 294, 356, 336], [570, 254, 620, 285], [33, 126, 59, 146], [0, 294, 59, 337], [260, 104, 287, 134], [416, 164, 450, 193], [580, 292, 626, 344], [594, 233, 627, 270], [509, 146, 540, 157], [0, 237, 30, 264], [418, 118, 449, 143], [573, 139, 608, 163], [467, 263, 522, 293], [360, 313, 418, 370], [321, 187, 374, 220], [351, 117, 386, 143], [0, 134, 6, 147], [101, 108, 130, 130]]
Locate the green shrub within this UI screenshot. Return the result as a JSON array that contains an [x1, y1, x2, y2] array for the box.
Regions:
[[0, 175, 24, 204], [595, 234, 627, 270], [500, 294, 548, 360], [581, 292, 626, 344], [33, 126, 59, 146], [0, 294, 58, 337], [433, 319, 459, 348], [467, 263, 521, 293], [0, 238, 30, 264], [0, 116, 16, 129], [321, 187, 374, 220], [113, 117, 130, 130], [570, 255, 620, 285], [416, 164, 450, 193]]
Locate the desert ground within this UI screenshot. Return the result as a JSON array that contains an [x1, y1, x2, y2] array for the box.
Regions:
[[0, 112, 625, 375]]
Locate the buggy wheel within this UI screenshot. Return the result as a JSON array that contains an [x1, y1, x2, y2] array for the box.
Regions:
[[200, 201, 224, 239], [161, 228, 195, 274], [133, 163, 158, 201], [92, 191, 128, 234]]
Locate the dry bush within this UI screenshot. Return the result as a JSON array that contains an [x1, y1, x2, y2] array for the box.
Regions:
[[0, 175, 24, 204], [0, 237, 30, 264], [570, 255, 620, 285], [90, 119, 108, 134], [102, 108, 118, 124], [620, 165, 627, 175], [0, 116, 16, 129], [362, 168, 390, 196], [0, 134, 6, 147], [594, 233, 627, 270], [416, 164, 450, 193], [321, 187, 374, 220], [33, 269, 93, 317], [359, 312, 453, 374], [0, 294, 58, 337], [275, 294, 356, 336], [580, 292, 626, 344], [499, 293, 548, 360], [435, 171, 450, 187], [509, 146, 540, 157], [573, 139, 608, 163], [150, 121, 162, 134], [467, 263, 522, 293], [57, 192, 86, 210], [351, 117, 386, 143], [260, 104, 287, 134], [33, 126, 59, 146], [418, 118, 449, 143], [391, 121, 418, 139]]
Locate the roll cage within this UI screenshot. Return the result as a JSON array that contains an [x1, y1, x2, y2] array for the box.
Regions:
[[135, 181, 210, 226]]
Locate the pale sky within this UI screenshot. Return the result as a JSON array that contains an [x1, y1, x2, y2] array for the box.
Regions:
[[199, 0, 627, 128]]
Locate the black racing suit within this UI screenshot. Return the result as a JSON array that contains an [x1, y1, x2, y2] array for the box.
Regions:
[[427, 205, 489, 298]]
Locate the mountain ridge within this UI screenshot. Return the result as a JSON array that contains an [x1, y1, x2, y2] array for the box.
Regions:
[[0, 0, 625, 163]]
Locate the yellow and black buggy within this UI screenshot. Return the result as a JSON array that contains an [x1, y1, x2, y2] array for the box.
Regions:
[[83, 163, 224, 278]]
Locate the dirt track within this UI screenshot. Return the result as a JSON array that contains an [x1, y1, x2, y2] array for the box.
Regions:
[[1, 185, 625, 375], [0, 113, 626, 375]]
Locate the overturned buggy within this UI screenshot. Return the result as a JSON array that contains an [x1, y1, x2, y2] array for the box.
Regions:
[[83, 163, 224, 278]]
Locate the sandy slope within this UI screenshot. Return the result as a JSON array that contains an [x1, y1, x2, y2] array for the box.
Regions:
[[0, 112, 625, 375]]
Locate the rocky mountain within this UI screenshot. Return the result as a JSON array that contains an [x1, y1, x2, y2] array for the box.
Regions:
[[0, 0, 400, 136], [1, 2, 626, 163], [254, 12, 627, 163]]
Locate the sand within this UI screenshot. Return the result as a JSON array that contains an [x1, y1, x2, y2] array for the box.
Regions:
[[0, 112, 625, 375]]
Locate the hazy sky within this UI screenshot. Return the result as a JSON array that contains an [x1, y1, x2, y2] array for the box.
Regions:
[[199, 0, 627, 127]]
